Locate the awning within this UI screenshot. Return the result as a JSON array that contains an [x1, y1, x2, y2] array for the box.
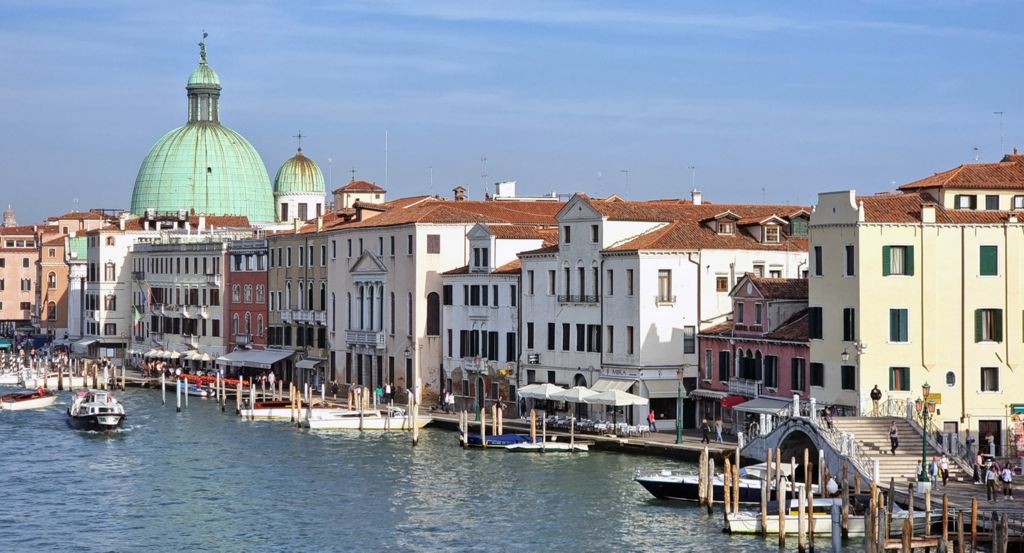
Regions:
[[721, 395, 747, 409], [644, 379, 686, 399], [687, 388, 728, 400], [591, 378, 636, 393], [216, 349, 293, 370], [295, 358, 324, 370], [72, 337, 97, 354], [733, 396, 792, 416]]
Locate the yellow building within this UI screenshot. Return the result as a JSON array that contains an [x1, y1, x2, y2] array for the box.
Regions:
[[810, 189, 1024, 453]]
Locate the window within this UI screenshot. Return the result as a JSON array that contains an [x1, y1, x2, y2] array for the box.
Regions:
[[813, 246, 822, 276], [657, 270, 672, 302], [576, 324, 585, 352], [563, 225, 571, 244], [790, 358, 806, 392], [718, 221, 734, 235], [808, 307, 823, 339], [506, 333, 516, 362], [718, 350, 730, 381], [232, 284, 241, 303], [754, 304, 762, 325], [47, 272, 56, 288], [716, 276, 728, 292], [945, 370, 956, 387], [844, 245, 855, 276], [605, 269, 614, 295], [547, 323, 556, 350], [407, 293, 413, 336], [427, 234, 440, 254], [980, 245, 998, 276], [104, 262, 116, 282], [882, 245, 914, 276], [704, 350, 713, 380], [561, 323, 570, 351], [591, 224, 599, 242], [626, 325, 635, 354], [256, 285, 265, 304], [298, 246, 304, 267], [19, 278, 30, 291], [105, 236, 114, 246], [889, 366, 909, 391], [442, 285, 452, 306], [426, 292, 440, 336], [46, 302, 56, 321], [103, 323, 117, 336], [810, 362, 824, 387], [526, 271, 535, 294], [975, 308, 1003, 342], [1014, 195, 1024, 210], [889, 308, 909, 342], [752, 263, 765, 277], [737, 303, 745, 323], [321, 244, 327, 265], [347, 239, 352, 258], [843, 307, 856, 341], [955, 194, 977, 210], [407, 235, 413, 255], [243, 284, 253, 303], [389, 236, 395, 256], [683, 326, 695, 354], [764, 356, 778, 388], [104, 295, 116, 310], [763, 226, 780, 243], [287, 247, 292, 266], [607, 326, 614, 353], [510, 285, 517, 307], [586, 324, 601, 353], [981, 367, 999, 392], [841, 365, 856, 390], [626, 269, 634, 296], [526, 322, 534, 349], [985, 195, 1000, 210], [547, 270, 556, 295]]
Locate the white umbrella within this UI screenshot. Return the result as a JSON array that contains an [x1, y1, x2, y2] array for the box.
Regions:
[[551, 386, 597, 403], [584, 389, 649, 407], [168, 351, 181, 360], [517, 383, 565, 400], [200, 353, 212, 362]]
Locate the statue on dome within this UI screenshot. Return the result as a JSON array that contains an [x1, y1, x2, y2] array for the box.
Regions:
[[198, 31, 208, 63]]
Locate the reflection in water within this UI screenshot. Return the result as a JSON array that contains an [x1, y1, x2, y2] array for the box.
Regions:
[[0, 389, 857, 552]]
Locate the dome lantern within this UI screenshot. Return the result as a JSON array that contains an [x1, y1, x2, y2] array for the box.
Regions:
[[187, 33, 221, 123]]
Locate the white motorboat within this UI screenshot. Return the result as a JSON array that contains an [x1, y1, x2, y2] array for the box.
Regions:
[[634, 462, 794, 503], [0, 389, 58, 411], [727, 496, 927, 537], [239, 400, 307, 420], [505, 440, 589, 453], [0, 373, 21, 386], [66, 390, 126, 432], [304, 406, 431, 430]]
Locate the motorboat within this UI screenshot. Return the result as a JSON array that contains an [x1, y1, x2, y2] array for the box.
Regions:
[[239, 400, 307, 420], [634, 462, 797, 503], [181, 382, 212, 398], [303, 406, 431, 430], [463, 433, 536, 448], [66, 390, 126, 432], [726, 496, 927, 536], [0, 373, 21, 386], [0, 389, 58, 411], [506, 440, 589, 453]]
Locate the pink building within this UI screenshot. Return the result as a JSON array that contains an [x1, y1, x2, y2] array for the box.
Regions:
[[696, 274, 811, 434]]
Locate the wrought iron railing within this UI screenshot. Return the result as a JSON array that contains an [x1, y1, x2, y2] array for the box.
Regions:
[[556, 295, 598, 304]]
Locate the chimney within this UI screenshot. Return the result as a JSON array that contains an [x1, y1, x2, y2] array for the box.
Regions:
[[453, 186, 467, 202], [118, 212, 127, 231], [691, 189, 703, 206], [921, 203, 936, 224], [293, 218, 302, 232], [316, 215, 323, 232], [198, 214, 206, 231]]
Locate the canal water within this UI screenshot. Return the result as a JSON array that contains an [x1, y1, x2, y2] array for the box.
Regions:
[[0, 389, 858, 552]]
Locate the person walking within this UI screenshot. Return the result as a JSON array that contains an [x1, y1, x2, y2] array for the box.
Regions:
[[870, 385, 882, 416], [940, 455, 950, 487], [929, 456, 940, 483], [986, 432, 996, 456], [701, 418, 711, 444], [965, 429, 975, 455], [975, 452, 985, 484], [888, 421, 899, 455], [1001, 464, 1014, 500], [986, 462, 999, 502], [647, 409, 657, 433], [715, 419, 724, 443]]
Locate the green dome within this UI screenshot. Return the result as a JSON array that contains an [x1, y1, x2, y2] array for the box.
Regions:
[[188, 63, 220, 87], [131, 124, 274, 222], [273, 149, 325, 194]]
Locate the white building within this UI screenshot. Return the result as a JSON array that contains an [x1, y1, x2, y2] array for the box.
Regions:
[[518, 193, 809, 428], [441, 223, 556, 412]]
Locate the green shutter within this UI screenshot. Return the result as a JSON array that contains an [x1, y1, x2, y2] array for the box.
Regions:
[[975, 309, 983, 343], [889, 309, 898, 342], [882, 246, 891, 276], [980, 246, 998, 276], [905, 246, 915, 276], [995, 309, 1004, 342], [888, 367, 894, 390], [902, 369, 910, 391]]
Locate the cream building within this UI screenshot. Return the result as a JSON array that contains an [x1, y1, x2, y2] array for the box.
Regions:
[[809, 189, 1024, 452]]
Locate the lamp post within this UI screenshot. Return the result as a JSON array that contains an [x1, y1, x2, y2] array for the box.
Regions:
[[915, 382, 936, 484], [676, 369, 684, 444]]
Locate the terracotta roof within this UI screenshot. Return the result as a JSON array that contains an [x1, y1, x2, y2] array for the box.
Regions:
[[859, 193, 1019, 224], [121, 214, 251, 231], [442, 265, 470, 275], [344, 198, 562, 229], [46, 210, 111, 222], [898, 155, 1024, 191], [746, 275, 807, 300], [43, 237, 65, 246], [699, 308, 809, 343], [334, 180, 386, 193], [517, 243, 561, 256], [605, 214, 808, 253], [485, 224, 558, 241], [441, 259, 521, 275], [0, 225, 42, 236]]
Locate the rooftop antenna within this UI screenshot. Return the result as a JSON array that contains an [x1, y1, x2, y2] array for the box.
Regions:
[[428, 166, 434, 195], [73, 198, 80, 211], [973, 146, 980, 162], [293, 130, 305, 150], [350, 167, 357, 182], [385, 130, 389, 190], [994, 111, 1005, 155], [480, 155, 488, 196], [621, 169, 630, 196], [688, 165, 696, 189]]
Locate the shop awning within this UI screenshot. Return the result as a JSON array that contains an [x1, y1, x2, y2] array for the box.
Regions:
[[216, 349, 293, 370], [592, 378, 636, 393], [72, 337, 97, 354], [644, 379, 686, 399], [721, 395, 747, 409], [295, 358, 324, 370], [733, 396, 792, 416], [687, 388, 728, 400]]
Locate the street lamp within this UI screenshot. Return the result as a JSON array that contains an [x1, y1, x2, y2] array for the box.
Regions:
[[841, 349, 850, 363], [676, 369, 684, 444], [914, 382, 936, 484]]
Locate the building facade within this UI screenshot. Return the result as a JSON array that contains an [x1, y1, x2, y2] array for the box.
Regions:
[[225, 239, 269, 353]]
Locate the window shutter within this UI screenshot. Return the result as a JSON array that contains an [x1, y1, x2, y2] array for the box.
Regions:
[[975, 309, 983, 343], [905, 246, 915, 275], [889, 310, 898, 342], [980, 246, 998, 276], [995, 309, 1003, 342], [882, 246, 891, 276], [901, 369, 909, 391], [888, 367, 894, 390]]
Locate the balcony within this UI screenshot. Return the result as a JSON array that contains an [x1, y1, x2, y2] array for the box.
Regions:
[[205, 273, 222, 286], [557, 294, 598, 304], [132, 271, 145, 281], [346, 329, 385, 348], [313, 311, 326, 326], [281, 309, 293, 323], [654, 295, 677, 306], [727, 377, 762, 397]]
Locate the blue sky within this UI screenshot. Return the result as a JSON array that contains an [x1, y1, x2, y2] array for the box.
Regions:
[[2, 1, 1023, 223]]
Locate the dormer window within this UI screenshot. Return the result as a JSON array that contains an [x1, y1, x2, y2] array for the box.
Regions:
[[563, 225, 572, 244], [764, 226, 780, 244], [472, 246, 490, 271], [718, 222, 734, 235]]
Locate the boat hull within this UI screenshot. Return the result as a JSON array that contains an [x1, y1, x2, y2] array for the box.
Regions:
[[239, 407, 303, 420], [306, 414, 431, 430], [728, 512, 924, 537], [1, 393, 58, 411], [636, 474, 765, 503], [66, 412, 125, 432], [506, 441, 589, 453]]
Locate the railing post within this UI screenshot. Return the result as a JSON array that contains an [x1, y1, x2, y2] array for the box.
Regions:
[[840, 431, 848, 455], [792, 394, 800, 418], [905, 398, 913, 421], [738, 431, 745, 450], [810, 398, 817, 421]]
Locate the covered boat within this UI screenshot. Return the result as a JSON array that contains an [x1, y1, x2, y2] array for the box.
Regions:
[[239, 400, 308, 420], [634, 462, 797, 503], [303, 407, 430, 431], [66, 390, 125, 432], [0, 388, 58, 411]]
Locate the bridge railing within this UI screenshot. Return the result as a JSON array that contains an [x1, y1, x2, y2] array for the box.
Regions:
[[811, 411, 874, 478]]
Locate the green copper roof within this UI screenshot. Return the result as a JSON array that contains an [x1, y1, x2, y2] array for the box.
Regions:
[[188, 63, 220, 87], [273, 149, 325, 194], [131, 123, 275, 222], [68, 236, 87, 262]]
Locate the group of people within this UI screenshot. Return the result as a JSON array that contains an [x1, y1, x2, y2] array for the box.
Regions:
[[920, 455, 952, 486], [700, 417, 724, 444], [980, 456, 1015, 501]]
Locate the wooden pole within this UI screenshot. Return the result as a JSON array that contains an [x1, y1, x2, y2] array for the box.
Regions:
[[970, 497, 978, 551], [480, 406, 487, 447], [491, 403, 498, 436], [778, 469, 787, 548], [841, 462, 850, 535], [798, 472, 807, 553], [707, 456, 715, 515], [901, 516, 913, 553], [999, 511, 1009, 553], [724, 457, 732, 517], [940, 493, 948, 551], [887, 477, 896, 534], [529, 408, 537, 443], [957, 511, 965, 553], [804, 449, 812, 549], [698, 448, 706, 506], [175, 378, 182, 412], [236, 380, 242, 414], [855, 470, 861, 497], [760, 447, 769, 537], [924, 486, 932, 537], [732, 463, 739, 514], [161, 370, 166, 405], [867, 481, 877, 553]]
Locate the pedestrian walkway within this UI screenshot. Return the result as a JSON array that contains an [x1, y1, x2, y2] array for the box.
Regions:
[[831, 416, 966, 485]]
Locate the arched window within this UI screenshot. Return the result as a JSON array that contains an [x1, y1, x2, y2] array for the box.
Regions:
[[390, 292, 395, 334], [331, 293, 336, 331], [320, 282, 326, 311], [376, 285, 383, 331], [231, 284, 241, 303], [257, 314, 265, 336], [346, 292, 352, 329], [232, 314, 239, 335], [357, 286, 365, 329], [106, 236, 115, 246], [243, 284, 252, 303], [255, 284, 265, 304], [367, 287, 375, 329], [47, 271, 56, 288], [46, 301, 56, 321], [285, 281, 292, 309], [244, 312, 252, 334], [298, 282, 305, 309], [407, 292, 413, 336], [426, 292, 440, 336], [307, 280, 313, 310], [104, 262, 116, 282]]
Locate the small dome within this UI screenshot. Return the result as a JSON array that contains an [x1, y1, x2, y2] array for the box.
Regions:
[[188, 63, 220, 87], [273, 149, 325, 194]]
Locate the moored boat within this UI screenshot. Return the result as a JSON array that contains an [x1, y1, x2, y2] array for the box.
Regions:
[[66, 390, 126, 432], [239, 400, 307, 420], [726, 496, 927, 536], [634, 462, 794, 503], [0, 388, 58, 411], [506, 440, 589, 453], [303, 406, 430, 430]]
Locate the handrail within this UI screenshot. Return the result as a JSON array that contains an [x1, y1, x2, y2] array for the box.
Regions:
[[811, 412, 873, 478]]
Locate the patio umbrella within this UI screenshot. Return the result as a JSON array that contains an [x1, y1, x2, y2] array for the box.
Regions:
[[516, 383, 565, 400], [550, 386, 597, 403], [584, 389, 649, 426], [200, 353, 212, 362], [168, 351, 181, 360]]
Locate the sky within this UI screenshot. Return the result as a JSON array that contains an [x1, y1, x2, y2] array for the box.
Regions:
[[2, 0, 1024, 224]]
